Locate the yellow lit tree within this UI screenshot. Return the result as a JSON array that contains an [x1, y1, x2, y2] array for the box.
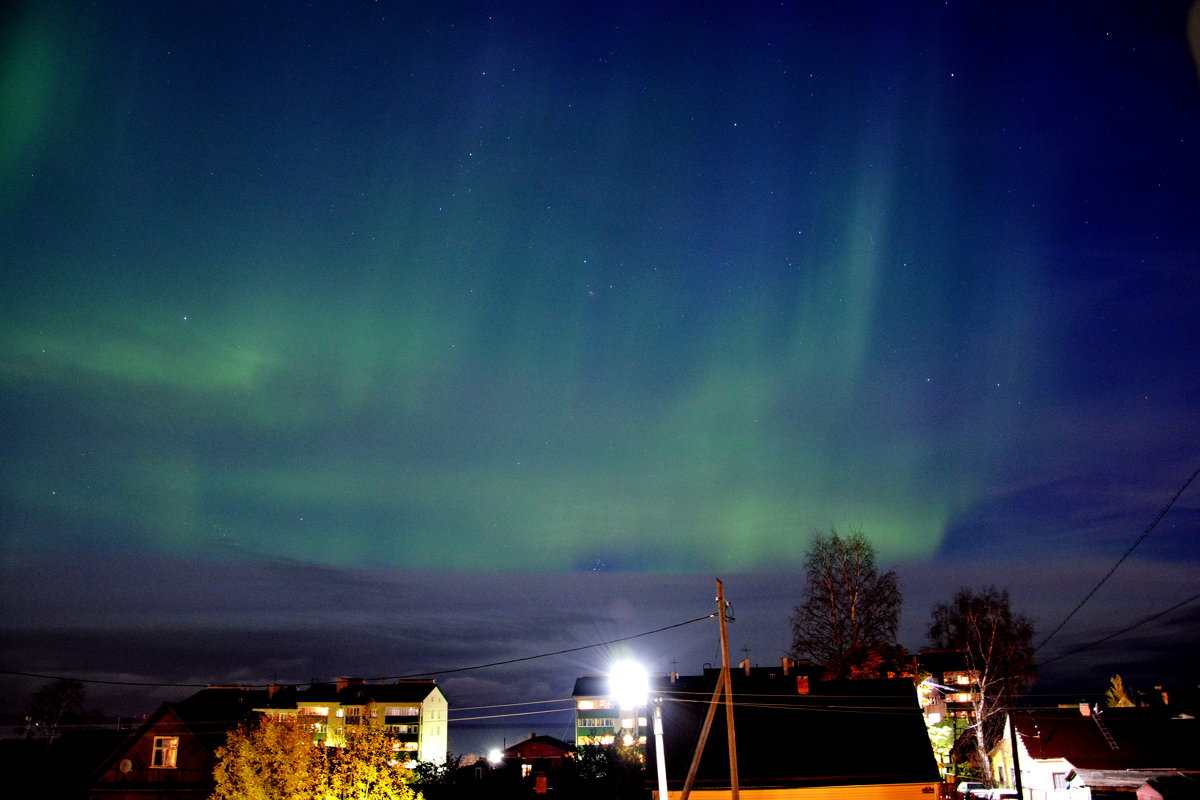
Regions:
[[212, 715, 323, 800], [211, 716, 418, 800], [326, 723, 419, 800]]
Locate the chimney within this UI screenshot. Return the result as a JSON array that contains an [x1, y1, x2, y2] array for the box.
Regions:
[[670, 671, 678, 684], [796, 676, 810, 695], [781, 657, 792, 676], [1079, 703, 1091, 717], [267, 683, 280, 700], [740, 658, 751, 676]]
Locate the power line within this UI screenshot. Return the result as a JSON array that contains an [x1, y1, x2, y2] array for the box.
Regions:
[[1036, 463, 1200, 652], [362, 614, 715, 681], [1036, 589, 1200, 669], [0, 613, 715, 690]]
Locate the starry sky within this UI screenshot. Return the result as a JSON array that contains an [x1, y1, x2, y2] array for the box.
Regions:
[[2, 0, 1199, 753]]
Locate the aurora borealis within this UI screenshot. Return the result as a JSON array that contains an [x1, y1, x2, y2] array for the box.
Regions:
[[2, 0, 1199, 743]]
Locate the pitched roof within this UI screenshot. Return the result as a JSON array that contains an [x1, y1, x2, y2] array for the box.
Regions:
[[503, 734, 573, 759], [1013, 708, 1200, 771], [648, 675, 939, 791]]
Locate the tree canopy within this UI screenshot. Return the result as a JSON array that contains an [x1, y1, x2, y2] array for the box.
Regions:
[[211, 715, 418, 800], [788, 528, 904, 678]]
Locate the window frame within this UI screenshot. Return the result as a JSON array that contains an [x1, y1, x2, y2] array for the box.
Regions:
[[151, 735, 179, 769]]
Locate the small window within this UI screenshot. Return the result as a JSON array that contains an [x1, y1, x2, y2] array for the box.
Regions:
[[152, 736, 178, 768], [1053, 773, 1068, 790]]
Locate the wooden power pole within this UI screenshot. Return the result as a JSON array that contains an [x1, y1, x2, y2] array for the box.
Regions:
[[679, 578, 740, 800]]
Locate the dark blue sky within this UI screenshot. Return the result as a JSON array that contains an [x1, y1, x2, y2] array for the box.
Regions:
[[2, 0, 1198, 754]]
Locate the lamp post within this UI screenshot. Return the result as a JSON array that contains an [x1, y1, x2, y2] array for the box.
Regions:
[[609, 660, 669, 800]]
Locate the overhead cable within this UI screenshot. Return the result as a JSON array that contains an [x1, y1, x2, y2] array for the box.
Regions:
[[1035, 463, 1200, 651], [0, 613, 715, 690]]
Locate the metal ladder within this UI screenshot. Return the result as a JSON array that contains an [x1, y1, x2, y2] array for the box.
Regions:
[[1092, 712, 1119, 750]]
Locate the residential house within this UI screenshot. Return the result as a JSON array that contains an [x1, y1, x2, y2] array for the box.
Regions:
[[502, 733, 574, 793], [990, 707, 1200, 800], [89, 687, 262, 800], [577, 659, 939, 799], [257, 677, 449, 765]]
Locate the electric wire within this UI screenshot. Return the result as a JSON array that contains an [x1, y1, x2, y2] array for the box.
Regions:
[[1035, 463, 1200, 652], [0, 613, 715, 690], [1036, 589, 1200, 668]]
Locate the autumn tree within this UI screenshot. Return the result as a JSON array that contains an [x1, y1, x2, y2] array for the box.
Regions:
[[1105, 674, 1135, 707], [212, 715, 323, 800], [211, 715, 418, 800], [788, 528, 904, 678], [325, 723, 419, 800], [928, 586, 1036, 783]]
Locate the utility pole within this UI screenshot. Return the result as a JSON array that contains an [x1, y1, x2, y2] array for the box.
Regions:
[[682, 580, 740, 800], [717, 579, 740, 800]]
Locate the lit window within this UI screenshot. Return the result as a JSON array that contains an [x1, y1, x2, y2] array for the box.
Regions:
[[957, 675, 971, 685], [622, 734, 634, 747], [578, 700, 595, 710], [385, 706, 419, 716], [600, 735, 615, 745], [336, 709, 344, 717], [637, 717, 647, 727], [152, 736, 178, 768], [638, 736, 647, 745], [621, 718, 634, 729]]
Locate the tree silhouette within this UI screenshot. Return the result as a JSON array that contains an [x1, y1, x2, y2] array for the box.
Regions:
[[789, 528, 903, 678]]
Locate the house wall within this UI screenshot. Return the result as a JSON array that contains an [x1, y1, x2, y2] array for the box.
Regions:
[[991, 716, 1077, 800], [659, 782, 940, 800], [419, 690, 448, 765]]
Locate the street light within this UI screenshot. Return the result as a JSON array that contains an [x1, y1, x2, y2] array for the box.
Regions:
[[609, 660, 669, 800], [609, 660, 649, 711]]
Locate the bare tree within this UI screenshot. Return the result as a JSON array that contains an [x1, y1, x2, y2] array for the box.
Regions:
[[928, 587, 1036, 783], [24, 678, 86, 742], [789, 528, 903, 678]]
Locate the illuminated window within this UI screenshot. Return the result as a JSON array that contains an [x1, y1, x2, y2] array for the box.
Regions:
[[957, 675, 971, 685], [599, 735, 615, 745], [385, 706, 419, 716], [336, 709, 344, 717], [951, 692, 974, 703], [623, 734, 634, 747], [152, 736, 178, 769], [621, 718, 634, 729], [637, 716, 647, 727], [345, 707, 361, 716], [578, 700, 595, 710]]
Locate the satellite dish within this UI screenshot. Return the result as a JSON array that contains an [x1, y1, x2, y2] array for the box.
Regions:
[[119, 759, 133, 773]]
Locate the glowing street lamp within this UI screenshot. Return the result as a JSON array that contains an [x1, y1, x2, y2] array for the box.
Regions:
[[609, 660, 649, 711], [610, 660, 669, 800]]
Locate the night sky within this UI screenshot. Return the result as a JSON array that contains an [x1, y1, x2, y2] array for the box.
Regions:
[[3, 0, 1199, 754]]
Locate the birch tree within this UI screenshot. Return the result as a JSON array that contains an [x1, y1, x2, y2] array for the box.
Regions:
[[788, 528, 903, 678], [928, 586, 1036, 783]]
